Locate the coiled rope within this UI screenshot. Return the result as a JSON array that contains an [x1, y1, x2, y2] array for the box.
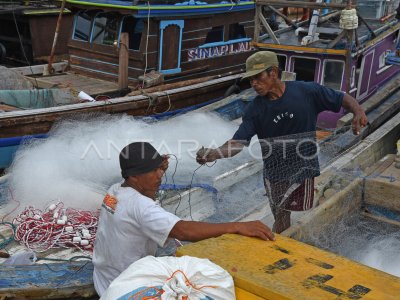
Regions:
[[13, 202, 98, 252], [340, 9, 358, 30]]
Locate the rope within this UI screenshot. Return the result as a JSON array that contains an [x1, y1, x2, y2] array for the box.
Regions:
[[12, 202, 99, 252], [160, 184, 218, 195], [340, 9, 358, 30]]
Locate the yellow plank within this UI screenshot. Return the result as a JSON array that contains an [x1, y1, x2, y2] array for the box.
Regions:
[[177, 234, 400, 300], [235, 287, 267, 300]]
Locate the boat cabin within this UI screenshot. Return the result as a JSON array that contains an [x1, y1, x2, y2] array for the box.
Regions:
[[66, 0, 256, 87], [0, 3, 72, 65], [253, 0, 400, 128]]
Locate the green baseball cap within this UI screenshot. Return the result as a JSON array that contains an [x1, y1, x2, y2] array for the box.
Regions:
[[242, 51, 279, 79]]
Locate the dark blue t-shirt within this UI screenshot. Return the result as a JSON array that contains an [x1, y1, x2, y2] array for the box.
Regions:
[[232, 81, 343, 182]]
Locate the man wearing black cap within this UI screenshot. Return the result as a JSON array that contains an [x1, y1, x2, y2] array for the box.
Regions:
[[93, 142, 274, 296], [196, 51, 368, 234]]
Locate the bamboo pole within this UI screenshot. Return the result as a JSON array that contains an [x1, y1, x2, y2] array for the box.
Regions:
[[118, 32, 129, 90], [47, 0, 66, 75]]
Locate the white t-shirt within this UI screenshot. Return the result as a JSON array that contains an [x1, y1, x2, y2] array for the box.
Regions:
[[92, 182, 181, 296]]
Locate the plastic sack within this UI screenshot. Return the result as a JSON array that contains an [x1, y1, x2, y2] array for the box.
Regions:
[[101, 255, 235, 300], [2, 251, 37, 266]]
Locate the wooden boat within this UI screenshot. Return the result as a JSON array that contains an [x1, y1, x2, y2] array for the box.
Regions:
[[0, 0, 257, 154], [253, 0, 400, 128], [0, 1, 72, 65], [174, 112, 400, 300], [0, 79, 252, 171], [1, 89, 398, 298], [0, 87, 257, 299]]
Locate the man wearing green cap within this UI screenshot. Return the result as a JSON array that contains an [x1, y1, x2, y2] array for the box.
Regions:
[[196, 51, 367, 233], [93, 142, 275, 296]]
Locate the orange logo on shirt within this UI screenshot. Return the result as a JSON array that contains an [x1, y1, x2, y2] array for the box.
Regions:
[[102, 194, 118, 214]]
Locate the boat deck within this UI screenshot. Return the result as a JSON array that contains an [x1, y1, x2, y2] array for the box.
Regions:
[[258, 17, 400, 51], [29, 73, 124, 96]]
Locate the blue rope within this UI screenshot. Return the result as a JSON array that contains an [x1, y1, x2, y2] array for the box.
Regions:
[[160, 183, 218, 195]]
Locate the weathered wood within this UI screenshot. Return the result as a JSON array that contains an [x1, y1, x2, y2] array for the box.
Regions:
[[0, 74, 242, 137], [361, 211, 400, 228], [0, 104, 22, 112], [47, 0, 67, 75], [11, 61, 69, 76], [337, 74, 400, 127], [267, 5, 298, 28], [26, 73, 120, 95], [0, 261, 96, 299], [161, 24, 180, 70], [118, 32, 129, 90], [365, 179, 400, 212], [29, 15, 72, 59], [357, 13, 377, 38], [284, 178, 363, 239], [256, 0, 348, 9], [326, 29, 345, 48], [258, 11, 280, 44]]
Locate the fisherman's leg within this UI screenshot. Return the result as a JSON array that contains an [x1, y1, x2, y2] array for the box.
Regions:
[[272, 208, 291, 234], [265, 179, 292, 233]]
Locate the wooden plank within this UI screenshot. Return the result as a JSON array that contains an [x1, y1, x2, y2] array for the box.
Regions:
[[365, 180, 400, 212], [361, 211, 400, 228], [0, 261, 95, 299], [177, 233, 400, 300], [11, 61, 68, 76], [258, 11, 280, 44], [0, 104, 22, 112], [118, 32, 129, 90], [337, 74, 400, 127], [256, 0, 348, 9], [284, 178, 363, 239], [29, 15, 72, 59]]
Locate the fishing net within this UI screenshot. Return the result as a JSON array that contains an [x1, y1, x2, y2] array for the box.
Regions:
[[159, 127, 357, 223]]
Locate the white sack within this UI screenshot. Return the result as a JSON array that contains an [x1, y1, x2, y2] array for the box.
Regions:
[[101, 255, 235, 300]]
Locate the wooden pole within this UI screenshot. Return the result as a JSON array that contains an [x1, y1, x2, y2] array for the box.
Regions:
[[254, 4, 261, 42], [118, 32, 129, 90], [267, 5, 298, 28], [47, 0, 66, 75], [255, 0, 348, 10], [259, 10, 280, 44]]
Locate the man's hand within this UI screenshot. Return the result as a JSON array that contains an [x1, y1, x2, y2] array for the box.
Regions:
[[196, 147, 219, 164], [352, 109, 368, 135], [160, 155, 169, 171], [235, 221, 275, 241]]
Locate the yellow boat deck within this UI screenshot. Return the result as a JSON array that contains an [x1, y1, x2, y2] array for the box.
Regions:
[[177, 234, 400, 299]]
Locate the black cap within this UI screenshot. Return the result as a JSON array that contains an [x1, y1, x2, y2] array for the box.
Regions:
[[119, 142, 163, 178]]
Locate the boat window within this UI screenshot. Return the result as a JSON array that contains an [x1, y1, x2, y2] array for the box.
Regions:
[[205, 26, 224, 44], [73, 11, 92, 42], [92, 13, 120, 46], [292, 57, 318, 82], [378, 50, 391, 69], [121, 16, 144, 51], [323, 60, 344, 90], [277, 55, 287, 70], [229, 23, 246, 40], [350, 66, 355, 88]]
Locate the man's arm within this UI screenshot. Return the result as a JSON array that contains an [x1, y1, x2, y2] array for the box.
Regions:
[[169, 220, 275, 242], [341, 94, 368, 135], [196, 140, 245, 164]]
